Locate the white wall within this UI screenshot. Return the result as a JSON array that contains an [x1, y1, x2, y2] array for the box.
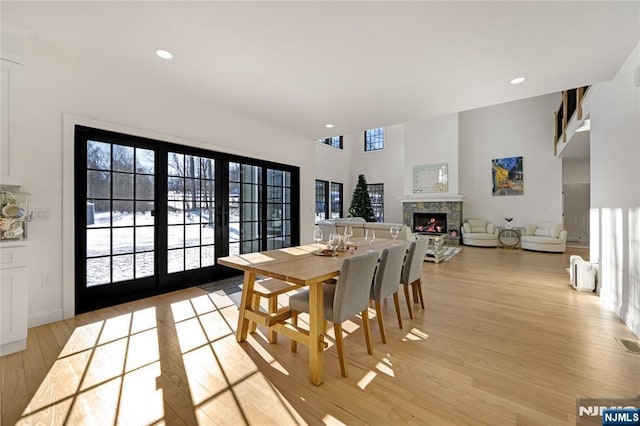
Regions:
[[347, 124, 405, 223], [314, 134, 355, 220], [18, 38, 314, 325], [458, 94, 563, 227], [404, 113, 460, 196], [587, 42, 640, 337]]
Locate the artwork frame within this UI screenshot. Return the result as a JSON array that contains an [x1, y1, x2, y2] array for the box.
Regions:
[[413, 163, 448, 193], [492, 156, 523, 196]]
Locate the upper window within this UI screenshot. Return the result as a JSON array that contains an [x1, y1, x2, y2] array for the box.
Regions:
[[364, 128, 384, 151], [319, 136, 343, 150]]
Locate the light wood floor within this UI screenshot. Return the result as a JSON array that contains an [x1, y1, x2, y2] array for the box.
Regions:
[[2, 246, 639, 425]]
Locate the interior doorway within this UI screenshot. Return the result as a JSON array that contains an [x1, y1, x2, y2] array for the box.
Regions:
[[563, 183, 590, 246]]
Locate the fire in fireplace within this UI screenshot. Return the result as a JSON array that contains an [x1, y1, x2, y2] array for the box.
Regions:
[[413, 212, 447, 234]]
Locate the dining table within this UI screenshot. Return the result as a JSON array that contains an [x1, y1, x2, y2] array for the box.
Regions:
[[217, 237, 409, 385]]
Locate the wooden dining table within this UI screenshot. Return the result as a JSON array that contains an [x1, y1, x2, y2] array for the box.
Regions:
[[217, 237, 409, 385]]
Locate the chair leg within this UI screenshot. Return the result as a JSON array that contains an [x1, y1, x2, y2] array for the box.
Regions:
[[412, 283, 420, 304], [393, 292, 403, 329], [415, 280, 425, 310], [361, 309, 373, 355], [374, 301, 387, 344], [267, 296, 278, 343], [250, 294, 259, 333], [403, 284, 414, 319], [334, 323, 348, 377], [290, 311, 298, 353]]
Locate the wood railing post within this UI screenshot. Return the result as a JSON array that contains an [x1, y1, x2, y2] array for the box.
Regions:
[[553, 110, 558, 156], [562, 91, 568, 143], [577, 87, 584, 121]]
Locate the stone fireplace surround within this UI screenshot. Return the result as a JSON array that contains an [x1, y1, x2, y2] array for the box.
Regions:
[[402, 199, 463, 245]]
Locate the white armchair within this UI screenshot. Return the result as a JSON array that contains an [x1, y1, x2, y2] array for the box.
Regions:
[[520, 222, 567, 253], [461, 219, 499, 247]]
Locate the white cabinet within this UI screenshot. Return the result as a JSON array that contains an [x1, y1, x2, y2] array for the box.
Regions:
[[0, 57, 23, 185], [0, 243, 28, 355]]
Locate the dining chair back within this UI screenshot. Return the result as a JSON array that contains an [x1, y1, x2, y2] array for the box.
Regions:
[[331, 251, 380, 323], [400, 238, 428, 319], [289, 250, 379, 377], [370, 244, 407, 342]]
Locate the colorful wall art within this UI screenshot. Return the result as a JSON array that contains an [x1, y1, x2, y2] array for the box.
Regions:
[[492, 156, 523, 196]]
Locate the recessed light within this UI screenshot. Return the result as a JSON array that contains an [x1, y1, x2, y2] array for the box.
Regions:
[[325, 124, 334, 128], [156, 49, 173, 59], [510, 76, 526, 85]]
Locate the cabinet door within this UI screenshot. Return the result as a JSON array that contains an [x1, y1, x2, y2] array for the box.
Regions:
[[0, 266, 28, 345], [1, 58, 23, 184]]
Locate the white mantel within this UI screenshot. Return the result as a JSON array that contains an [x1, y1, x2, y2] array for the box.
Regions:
[[400, 194, 464, 202]]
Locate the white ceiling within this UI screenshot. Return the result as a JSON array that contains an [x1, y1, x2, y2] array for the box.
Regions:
[[2, 1, 639, 139]]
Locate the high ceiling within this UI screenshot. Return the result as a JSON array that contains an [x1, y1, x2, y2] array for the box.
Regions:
[[2, 1, 639, 139]]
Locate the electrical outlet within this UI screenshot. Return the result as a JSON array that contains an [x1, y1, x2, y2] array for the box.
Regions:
[[41, 274, 51, 287], [31, 209, 52, 220]]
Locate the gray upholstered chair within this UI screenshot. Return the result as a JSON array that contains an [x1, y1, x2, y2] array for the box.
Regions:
[[370, 244, 407, 343], [289, 251, 379, 378], [400, 238, 428, 319]]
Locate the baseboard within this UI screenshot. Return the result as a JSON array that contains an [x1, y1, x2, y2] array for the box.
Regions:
[[0, 339, 26, 356], [605, 300, 640, 339], [29, 309, 64, 328]]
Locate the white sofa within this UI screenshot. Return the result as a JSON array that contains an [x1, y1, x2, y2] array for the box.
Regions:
[[461, 218, 499, 247], [316, 218, 411, 241], [520, 222, 567, 253]]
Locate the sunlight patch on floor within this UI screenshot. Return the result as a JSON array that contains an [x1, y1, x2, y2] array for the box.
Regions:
[[246, 334, 290, 376], [376, 358, 395, 377], [402, 327, 429, 341], [170, 294, 305, 424], [323, 413, 348, 425], [18, 307, 165, 425], [357, 370, 378, 390]]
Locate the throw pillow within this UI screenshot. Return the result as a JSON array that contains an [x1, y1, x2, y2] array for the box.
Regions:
[[534, 228, 550, 237], [487, 223, 496, 234], [463, 223, 471, 233], [550, 224, 562, 238], [468, 219, 486, 228], [525, 225, 536, 236]]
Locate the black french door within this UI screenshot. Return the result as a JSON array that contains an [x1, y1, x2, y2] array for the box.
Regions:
[[75, 126, 299, 313]]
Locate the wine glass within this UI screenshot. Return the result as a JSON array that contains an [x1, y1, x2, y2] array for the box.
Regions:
[[328, 233, 340, 253], [390, 226, 400, 240], [367, 229, 376, 246], [344, 226, 353, 242], [313, 227, 323, 251]]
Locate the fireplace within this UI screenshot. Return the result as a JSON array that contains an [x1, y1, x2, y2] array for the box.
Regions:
[[403, 199, 462, 244], [413, 212, 447, 235]]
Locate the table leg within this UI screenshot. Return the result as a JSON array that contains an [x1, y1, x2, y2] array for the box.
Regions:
[[236, 271, 256, 342], [308, 282, 325, 386]]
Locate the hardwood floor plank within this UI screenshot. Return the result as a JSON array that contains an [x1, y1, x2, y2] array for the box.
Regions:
[[1, 352, 28, 425], [2, 246, 639, 425]]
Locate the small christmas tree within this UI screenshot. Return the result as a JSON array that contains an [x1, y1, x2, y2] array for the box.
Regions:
[[348, 174, 376, 222]]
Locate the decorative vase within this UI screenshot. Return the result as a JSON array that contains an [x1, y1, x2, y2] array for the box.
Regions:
[[505, 217, 514, 229]]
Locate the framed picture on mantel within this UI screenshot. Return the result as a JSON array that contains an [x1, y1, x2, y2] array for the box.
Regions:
[[413, 163, 448, 193]]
